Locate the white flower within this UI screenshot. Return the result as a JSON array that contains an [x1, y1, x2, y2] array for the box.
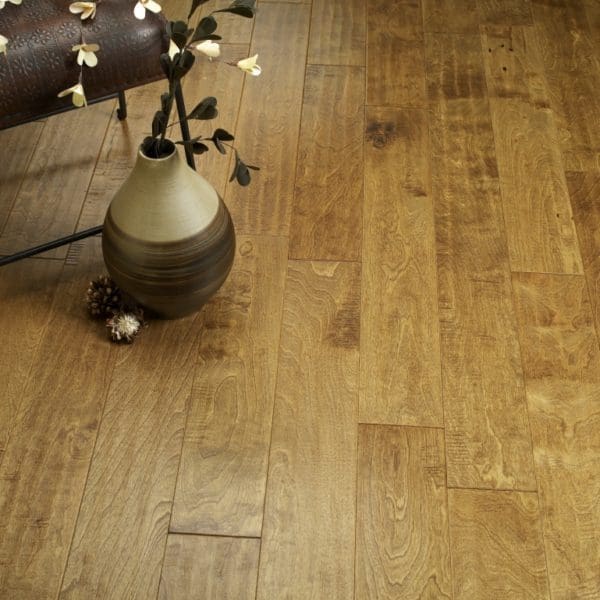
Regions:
[[196, 40, 220, 58], [236, 54, 261, 76], [168, 39, 179, 59], [0, 0, 23, 9], [57, 82, 87, 107], [69, 2, 97, 20], [134, 0, 161, 20], [72, 43, 100, 67], [0, 34, 8, 54]]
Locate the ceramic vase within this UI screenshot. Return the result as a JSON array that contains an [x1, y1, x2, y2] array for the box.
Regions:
[[102, 142, 235, 318]]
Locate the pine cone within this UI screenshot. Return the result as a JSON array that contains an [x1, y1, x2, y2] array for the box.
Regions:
[[86, 275, 122, 318], [106, 311, 142, 344]]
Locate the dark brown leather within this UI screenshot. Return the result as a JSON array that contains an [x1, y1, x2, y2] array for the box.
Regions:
[[0, 0, 168, 129]]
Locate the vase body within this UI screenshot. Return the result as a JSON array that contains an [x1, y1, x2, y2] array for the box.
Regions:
[[102, 145, 235, 319]]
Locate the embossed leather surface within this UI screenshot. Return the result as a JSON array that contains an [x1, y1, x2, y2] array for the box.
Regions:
[[0, 0, 168, 129]]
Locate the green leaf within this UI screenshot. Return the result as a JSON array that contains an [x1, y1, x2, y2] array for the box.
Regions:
[[229, 153, 252, 186], [188, 0, 210, 20], [191, 15, 218, 42], [215, 0, 256, 18], [152, 111, 168, 137], [160, 53, 173, 80], [173, 50, 196, 80], [187, 96, 218, 120], [160, 92, 171, 115], [177, 138, 209, 154], [210, 128, 235, 154], [167, 20, 192, 49]]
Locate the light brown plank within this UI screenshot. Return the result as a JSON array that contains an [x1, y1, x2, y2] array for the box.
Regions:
[[225, 3, 311, 236], [512, 273, 600, 382], [481, 25, 549, 107], [477, 0, 533, 25], [512, 272, 600, 599], [308, 0, 366, 66], [59, 312, 204, 598], [367, 0, 425, 106], [448, 489, 550, 599], [0, 239, 114, 600], [0, 103, 113, 260], [356, 425, 451, 599], [0, 122, 45, 233], [360, 107, 442, 427], [0, 259, 64, 462], [289, 65, 364, 261], [489, 98, 582, 274], [426, 34, 536, 490], [533, 0, 600, 171], [568, 172, 600, 341], [423, 0, 479, 34], [170, 236, 287, 537], [158, 535, 260, 600], [257, 261, 360, 600]]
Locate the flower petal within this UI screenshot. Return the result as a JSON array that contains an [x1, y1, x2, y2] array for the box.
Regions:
[[83, 51, 98, 67], [133, 2, 146, 19], [144, 0, 162, 14]]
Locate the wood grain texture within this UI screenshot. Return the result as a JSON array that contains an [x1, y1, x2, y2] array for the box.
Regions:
[[524, 380, 600, 600], [448, 489, 550, 599], [289, 65, 364, 261], [512, 273, 600, 383], [356, 425, 451, 599], [171, 236, 287, 537], [489, 98, 582, 274], [533, 0, 600, 171], [158, 535, 260, 600], [257, 261, 360, 600], [477, 0, 533, 25], [225, 3, 310, 236], [568, 172, 600, 340], [360, 107, 442, 427], [0, 239, 114, 600], [367, 0, 425, 106], [0, 103, 113, 259], [59, 312, 204, 599], [422, 0, 479, 34], [308, 0, 366, 66], [427, 33, 536, 490], [0, 122, 45, 233], [512, 272, 600, 599]]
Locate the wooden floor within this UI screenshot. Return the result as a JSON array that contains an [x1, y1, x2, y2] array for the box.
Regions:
[[1, 0, 599, 598]]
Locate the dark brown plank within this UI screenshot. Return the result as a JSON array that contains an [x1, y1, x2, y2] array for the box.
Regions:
[[170, 236, 287, 537], [289, 65, 364, 261], [356, 425, 452, 599], [257, 261, 360, 599], [360, 107, 442, 427]]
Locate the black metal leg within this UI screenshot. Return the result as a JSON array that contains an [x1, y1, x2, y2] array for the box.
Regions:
[[117, 90, 127, 120], [174, 83, 196, 170], [0, 225, 103, 267]]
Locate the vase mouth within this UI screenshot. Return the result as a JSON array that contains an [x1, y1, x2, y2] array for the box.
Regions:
[[139, 139, 177, 162]]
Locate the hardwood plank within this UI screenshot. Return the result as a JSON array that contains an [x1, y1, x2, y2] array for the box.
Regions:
[[170, 236, 287, 537], [0, 259, 64, 463], [427, 33, 536, 489], [524, 380, 600, 600], [422, 0, 479, 34], [489, 98, 582, 274], [512, 273, 600, 382], [426, 33, 487, 103], [289, 65, 364, 261], [448, 489, 550, 599], [198, 0, 254, 45], [257, 261, 360, 600], [481, 25, 549, 107], [225, 3, 311, 236], [568, 172, 600, 340], [368, 0, 424, 41], [0, 103, 113, 260], [0, 122, 45, 234], [0, 239, 114, 600], [308, 0, 366, 66], [158, 535, 260, 600], [360, 107, 442, 427], [477, 0, 533, 25], [356, 425, 451, 599], [532, 0, 600, 171], [512, 272, 600, 599], [59, 312, 205, 598]]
